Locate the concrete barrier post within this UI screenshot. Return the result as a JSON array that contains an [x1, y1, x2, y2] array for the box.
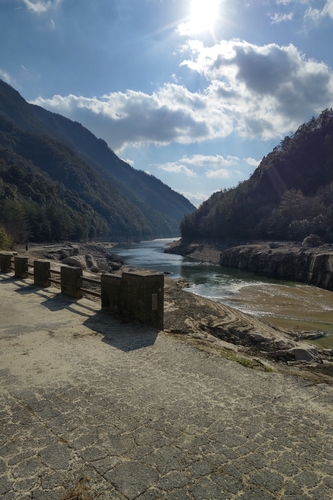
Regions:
[[120, 271, 164, 330], [14, 256, 28, 279], [0, 252, 13, 273], [61, 266, 83, 298], [101, 273, 122, 312], [34, 260, 50, 287]]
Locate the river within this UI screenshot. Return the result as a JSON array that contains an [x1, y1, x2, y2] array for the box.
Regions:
[[113, 238, 333, 347]]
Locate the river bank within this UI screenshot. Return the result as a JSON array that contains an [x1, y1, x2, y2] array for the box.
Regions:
[[166, 238, 333, 289], [6, 240, 333, 382], [166, 238, 228, 265], [166, 238, 333, 348]]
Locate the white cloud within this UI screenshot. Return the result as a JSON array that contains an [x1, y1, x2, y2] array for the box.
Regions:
[[269, 12, 293, 23], [31, 86, 232, 151], [22, 0, 63, 14], [121, 157, 134, 166], [153, 153, 240, 180], [305, 0, 333, 21], [179, 154, 239, 168], [31, 39, 333, 151], [156, 162, 197, 177], [244, 157, 260, 167], [0, 69, 13, 84], [181, 39, 333, 139], [205, 169, 234, 179], [181, 191, 209, 207]]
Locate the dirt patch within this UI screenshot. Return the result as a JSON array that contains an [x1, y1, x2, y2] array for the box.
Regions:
[[60, 476, 94, 500]]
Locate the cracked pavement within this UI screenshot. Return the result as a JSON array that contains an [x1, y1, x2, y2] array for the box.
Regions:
[[1, 275, 333, 499]]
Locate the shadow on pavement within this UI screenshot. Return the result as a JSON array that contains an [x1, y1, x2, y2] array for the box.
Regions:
[[84, 312, 159, 352], [40, 294, 98, 317], [3, 275, 159, 351]]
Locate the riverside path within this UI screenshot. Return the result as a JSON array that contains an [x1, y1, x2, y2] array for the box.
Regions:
[[1, 274, 333, 500]]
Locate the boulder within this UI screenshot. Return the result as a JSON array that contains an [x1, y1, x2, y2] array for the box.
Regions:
[[68, 245, 79, 256], [59, 250, 71, 260], [109, 262, 122, 271], [274, 347, 319, 362], [85, 254, 99, 273], [107, 253, 124, 265], [302, 234, 322, 247], [44, 253, 55, 260], [58, 246, 78, 260], [62, 256, 86, 269]]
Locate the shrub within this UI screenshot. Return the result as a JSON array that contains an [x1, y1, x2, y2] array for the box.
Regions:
[[0, 225, 14, 250]]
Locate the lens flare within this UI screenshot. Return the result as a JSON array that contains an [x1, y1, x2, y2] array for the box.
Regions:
[[189, 0, 220, 34]]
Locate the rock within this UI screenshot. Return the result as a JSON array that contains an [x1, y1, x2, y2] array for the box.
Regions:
[[302, 234, 322, 247], [269, 242, 283, 249], [109, 262, 122, 271], [62, 256, 86, 268], [85, 254, 99, 272], [59, 250, 71, 260], [322, 349, 333, 357], [107, 253, 124, 265], [300, 331, 325, 340], [57, 246, 79, 260], [274, 347, 319, 362], [248, 333, 267, 344], [69, 245, 79, 255], [220, 243, 333, 291]]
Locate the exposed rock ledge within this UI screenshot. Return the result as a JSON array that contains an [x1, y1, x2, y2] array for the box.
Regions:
[[167, 238, 333, 291], [220, 241, 333, 291]]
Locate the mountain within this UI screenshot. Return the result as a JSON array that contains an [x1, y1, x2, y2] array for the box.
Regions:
[[0, 80, 194, 243], [180, 109, 333, 243]]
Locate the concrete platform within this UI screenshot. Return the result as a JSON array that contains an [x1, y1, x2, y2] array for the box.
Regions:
[[1, 275, 333, 499]]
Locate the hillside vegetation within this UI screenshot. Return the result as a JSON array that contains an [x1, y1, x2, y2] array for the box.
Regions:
[[181, 109, 333, 243], [0, 80, 194, 244]]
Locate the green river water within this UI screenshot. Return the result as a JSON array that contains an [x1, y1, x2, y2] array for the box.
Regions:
[[113, 239, 333, 349]]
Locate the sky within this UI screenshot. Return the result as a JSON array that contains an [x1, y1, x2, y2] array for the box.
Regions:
[[1, 0, 333, 207]]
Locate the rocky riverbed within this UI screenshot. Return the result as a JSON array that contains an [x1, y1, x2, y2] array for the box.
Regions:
[[14, 240, 333, 383]]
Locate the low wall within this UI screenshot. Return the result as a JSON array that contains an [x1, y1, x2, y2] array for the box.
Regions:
[[0, 253, 164, 330]]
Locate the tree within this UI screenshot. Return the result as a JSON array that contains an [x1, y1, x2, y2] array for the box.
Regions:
[[0, 225, 13, 249]]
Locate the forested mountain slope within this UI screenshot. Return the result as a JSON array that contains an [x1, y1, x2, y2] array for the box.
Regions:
[[0, 80, 194, 243], [181, 109, 333, 243]]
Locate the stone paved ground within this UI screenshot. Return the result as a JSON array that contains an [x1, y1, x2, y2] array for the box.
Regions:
[[1, 275, 333, 499]]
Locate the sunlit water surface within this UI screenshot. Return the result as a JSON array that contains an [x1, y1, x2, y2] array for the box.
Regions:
[[113, 239, 333, 343]]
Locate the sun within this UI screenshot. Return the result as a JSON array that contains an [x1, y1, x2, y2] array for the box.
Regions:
[[189, 0, 220, 34]]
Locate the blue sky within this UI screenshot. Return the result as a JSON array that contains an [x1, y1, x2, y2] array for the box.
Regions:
[[1, 0, 333, 206]]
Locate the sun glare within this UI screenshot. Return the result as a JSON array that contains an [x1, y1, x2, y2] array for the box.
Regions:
[[189, 0, 220, 34]]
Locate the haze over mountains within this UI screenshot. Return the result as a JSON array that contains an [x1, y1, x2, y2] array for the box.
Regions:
[[0, 80, 194, 243]]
